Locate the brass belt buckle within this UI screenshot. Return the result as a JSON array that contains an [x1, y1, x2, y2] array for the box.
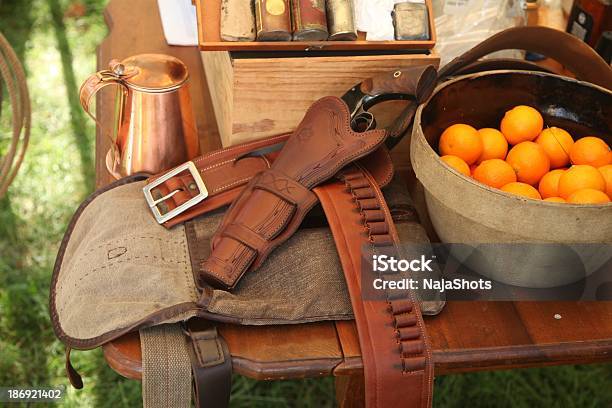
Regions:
[[143, 161, 208, 224]]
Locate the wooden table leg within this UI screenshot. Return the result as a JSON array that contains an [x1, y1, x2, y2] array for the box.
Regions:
[[335, 374, 365, 408]]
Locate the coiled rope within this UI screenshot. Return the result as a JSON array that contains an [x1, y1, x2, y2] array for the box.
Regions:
[[0, 31, 31, 199]]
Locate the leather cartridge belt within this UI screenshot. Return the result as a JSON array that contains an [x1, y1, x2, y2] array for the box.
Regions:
[[315, 165, 434, 407]]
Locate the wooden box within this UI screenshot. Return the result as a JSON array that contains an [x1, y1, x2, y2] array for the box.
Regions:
[[195, 0, 439, 147]]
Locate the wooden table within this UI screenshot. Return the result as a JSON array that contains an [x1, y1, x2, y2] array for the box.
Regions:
[[97, 0, 612, 405]]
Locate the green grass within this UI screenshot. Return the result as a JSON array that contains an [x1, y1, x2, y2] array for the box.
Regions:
[[0, 1, 610, 407]]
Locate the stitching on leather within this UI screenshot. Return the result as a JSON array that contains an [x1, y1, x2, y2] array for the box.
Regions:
[[211, 177, 251, 194], [230, 246, 256, 281], [200, 158, 235, 172], [258, 200, 294, 239], [380, 148, 394, 187], [230, 222, 266, 250]]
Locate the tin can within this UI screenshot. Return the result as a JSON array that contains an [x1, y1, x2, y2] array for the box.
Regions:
[[220, 0, 256, 41], [292, 0, 329, 41], [326, 0, 357, 41], [255, 0, 292, 41], [392, 2, 430, 41]]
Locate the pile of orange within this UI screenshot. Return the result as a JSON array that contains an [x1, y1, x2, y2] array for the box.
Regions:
[[438, 105, 612, 204]]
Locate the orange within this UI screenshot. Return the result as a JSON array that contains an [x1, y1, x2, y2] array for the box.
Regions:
[[535, 127, 574, 168], [476, 128, 508, 163], [440, 155, 471, 177], [505, 142, 550, 185], [598, 164, 612, 198], [569, 136, 611, 167], [473, 159, 516, 188], [500, 105, 543, 145], [439, 124, 483, 165], [501, 182, 542, 200], [537, 169, 566, 199], [543, 197, 566, 203], [566, 188, 610, 204], [557, 165, 606, 198]]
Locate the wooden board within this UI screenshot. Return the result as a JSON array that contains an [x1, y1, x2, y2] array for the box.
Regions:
[[105, 301, 612, 380], [195, 0, 436, 52], [99, 0, 612, 384], [104, 323, 345, 381], [202, 52, 439, 146]]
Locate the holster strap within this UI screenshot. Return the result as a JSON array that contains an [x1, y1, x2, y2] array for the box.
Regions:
[[199, 96, 387, 290], [223, 223, 269, 252], [314, 165, 434, 408], [186, 323, 232, 408], [254, 168, 316, 206]]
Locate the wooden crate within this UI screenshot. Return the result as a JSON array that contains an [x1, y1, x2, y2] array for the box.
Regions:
[[202, 52, 439, 146]]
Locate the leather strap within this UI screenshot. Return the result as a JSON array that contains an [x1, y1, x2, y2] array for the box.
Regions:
[[439, 26, 612, 89], [314, 166, 433, 408], [145, 134, 394, 229], [451, 58, 555, 76], [199, 96, 387, 290], [65, 347, 83, 389], [186, 321, 232, 408], [146, 134, 287, 228]]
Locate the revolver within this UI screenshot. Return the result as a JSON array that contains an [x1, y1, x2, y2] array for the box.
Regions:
[[341, 65, 437, 148]]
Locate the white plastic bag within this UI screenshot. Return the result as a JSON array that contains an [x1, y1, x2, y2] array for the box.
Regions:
[[355, 0, 427, 41], [433, 0, 525, 66]]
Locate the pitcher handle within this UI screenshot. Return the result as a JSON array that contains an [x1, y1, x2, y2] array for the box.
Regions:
[[79, 60, 131, 170], [79, 62, 130, 129]]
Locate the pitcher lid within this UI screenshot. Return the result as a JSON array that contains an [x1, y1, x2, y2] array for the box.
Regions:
[[117, 54, 189, 92]]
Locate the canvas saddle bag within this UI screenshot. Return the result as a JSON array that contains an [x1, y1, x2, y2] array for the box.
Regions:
[[51, 26, 606, 408]]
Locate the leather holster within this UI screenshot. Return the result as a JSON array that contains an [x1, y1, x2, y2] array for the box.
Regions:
[[199, 96, 387, 290]]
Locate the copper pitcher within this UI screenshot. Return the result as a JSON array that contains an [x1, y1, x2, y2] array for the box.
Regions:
[[80, 54, 199, 178]]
